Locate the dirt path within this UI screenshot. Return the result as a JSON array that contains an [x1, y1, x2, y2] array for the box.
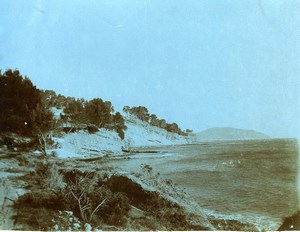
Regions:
[[0, 178, 16, 229], [0, 158, 26, 230]]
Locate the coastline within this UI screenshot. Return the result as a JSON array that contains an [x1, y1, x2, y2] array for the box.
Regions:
[[1, 135, 298, 230], [0, 150, 258, 231], [108, 140, 298, 231]]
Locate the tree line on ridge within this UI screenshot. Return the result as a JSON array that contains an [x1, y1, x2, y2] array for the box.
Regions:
[[0, 69, 189, 143]]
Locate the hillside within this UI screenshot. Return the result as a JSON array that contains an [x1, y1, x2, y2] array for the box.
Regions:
[[124, 117, 195, 147], [196, 127, 270, 141], [55, 116, 195, 158]]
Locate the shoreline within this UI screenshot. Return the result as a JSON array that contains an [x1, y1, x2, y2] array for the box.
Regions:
[[1, 138, 297, 231], [108, 141, 298, 231], [55, 155, 266, 231], [0, 152, 257, 231], [106, 156, 282, 231], [203, 208, 282, 231]]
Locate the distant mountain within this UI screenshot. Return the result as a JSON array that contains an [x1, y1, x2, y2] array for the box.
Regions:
[[196, 127, 270, 141]]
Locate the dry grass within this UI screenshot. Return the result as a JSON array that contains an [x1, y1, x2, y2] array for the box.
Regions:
[[13, 160, 211, 231]]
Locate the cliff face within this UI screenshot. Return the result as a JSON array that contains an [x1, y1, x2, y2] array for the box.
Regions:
[[195, 127, 270, 141], [123, 117, 196, 148], [55, 116, 194, 158]]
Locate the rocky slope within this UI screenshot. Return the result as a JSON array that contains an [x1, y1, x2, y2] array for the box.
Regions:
[[124, 117, 195, 147], [55, 116, 195, 158]]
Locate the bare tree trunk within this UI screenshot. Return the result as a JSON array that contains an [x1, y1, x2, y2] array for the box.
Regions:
[[70, 190, 106, 224], [37, 128, 47, 156], [98, 120, 103, 128], [38, 134, 47, 155]]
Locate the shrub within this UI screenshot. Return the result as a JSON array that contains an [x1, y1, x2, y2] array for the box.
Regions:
[[99, 192, 130, 226], [45, 164, 66, 191], [105, 175, 151, 204], [14, 166, 205, 230], [16, 153, 30, 166], [64, 172, 108, 224], [16, 191, 66, 210], [1, 135, 15, 148], [12, 207, 57, 231], [21, 162, 66, 194]]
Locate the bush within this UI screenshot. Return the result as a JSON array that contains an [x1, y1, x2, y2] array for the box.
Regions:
[[15, 169, 107, 230], [105, 175, 151, 204], [99, 192, 130, 226], [21, 162, 66, 194], [62, 171, 130, 226], [16, 191, 66, 210], [103, 175, 203, 230], [13, 207, 57, 231], [1, 135, 15, 148], [16, 153, 30, 166], [45, 164, 66, 191], [15, 166, 205, 230]]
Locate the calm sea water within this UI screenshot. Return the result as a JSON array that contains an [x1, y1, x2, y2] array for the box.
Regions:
[[112, 139, 299, 230]]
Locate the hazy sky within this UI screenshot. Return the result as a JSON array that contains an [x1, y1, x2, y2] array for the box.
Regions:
[[0, 0, 299, 138]]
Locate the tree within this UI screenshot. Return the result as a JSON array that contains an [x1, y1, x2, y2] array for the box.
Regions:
[[123, 105, 188, 136], [157, 119, 167, 129], [31, 102, 54, 155], [149, 114, 159, 127], [165, 122, 180, 134], [0, 69, 54, 154], [40, 90, 57, 108], [113, 112, 127, 140], [64, 99, 85, 124], [85, 98, 112, 128], [125, 106, 150, 122], [0, 69, 53, 136]]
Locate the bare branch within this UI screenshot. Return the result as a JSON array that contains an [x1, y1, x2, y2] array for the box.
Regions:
[[89, 198, 107, 222], [78, 190, 85, 201], [70, 189, 79, 201], [67, 126, 74, 134], [68, 173, 108, 224]]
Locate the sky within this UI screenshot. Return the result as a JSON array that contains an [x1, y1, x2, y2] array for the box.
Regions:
[[0, 0, 299, 138]]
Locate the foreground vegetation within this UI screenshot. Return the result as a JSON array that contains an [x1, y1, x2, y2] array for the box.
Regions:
[[6, 150, 265, 231], [10, 153, 210, 231]]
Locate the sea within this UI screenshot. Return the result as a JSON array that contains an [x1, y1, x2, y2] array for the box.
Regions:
[[111, 139, 299, 230]]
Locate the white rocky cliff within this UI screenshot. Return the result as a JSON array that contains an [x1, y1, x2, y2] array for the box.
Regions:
[[55, 116, 195, 158]]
